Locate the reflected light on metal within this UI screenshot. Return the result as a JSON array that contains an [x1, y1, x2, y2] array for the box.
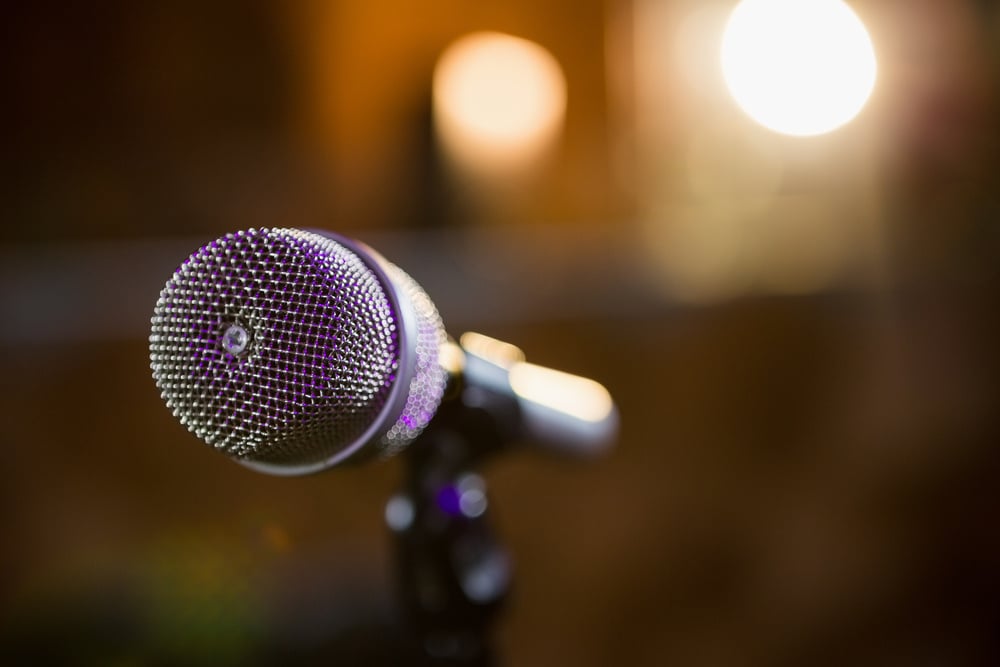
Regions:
[[509, 362, 615, 424], [721, 0, 877, 136], [459, 331, 526, 369], [385, 495, 416, 532], [435, 473, 489, 519], [433, 31, 567, 173]]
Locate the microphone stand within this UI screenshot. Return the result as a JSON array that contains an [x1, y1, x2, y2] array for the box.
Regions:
[[387, 355, 520, 666], [384, 336, 616, 665]]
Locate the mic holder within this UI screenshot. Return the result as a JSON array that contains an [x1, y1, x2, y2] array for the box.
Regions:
[[387, 344, 522, 666]]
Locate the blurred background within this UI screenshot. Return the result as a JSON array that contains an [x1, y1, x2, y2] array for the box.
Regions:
[[2, 0, 1000, 664]]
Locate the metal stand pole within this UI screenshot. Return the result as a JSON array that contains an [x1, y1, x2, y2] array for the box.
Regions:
[[386, 374, 515, 666]]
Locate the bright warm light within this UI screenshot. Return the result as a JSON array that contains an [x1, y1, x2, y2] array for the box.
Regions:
[[509, 362, 615, 423], [721, 0, 877, 136], [434, 32, 567, 171], [459, 331, 525, 369]]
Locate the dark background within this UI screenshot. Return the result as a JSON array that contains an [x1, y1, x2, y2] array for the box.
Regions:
[[2, 1, 1000, 665]]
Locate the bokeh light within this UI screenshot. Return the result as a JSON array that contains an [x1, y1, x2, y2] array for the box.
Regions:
[[721, 0, 877, 136], [433, 31, 567, 173]]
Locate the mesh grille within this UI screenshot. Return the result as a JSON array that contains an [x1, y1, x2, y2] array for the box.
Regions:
[[379, 264, 448, 458], [149, 228, 430, 469]]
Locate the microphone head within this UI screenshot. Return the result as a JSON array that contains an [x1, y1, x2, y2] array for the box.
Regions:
[[149, 228, 447, 474]]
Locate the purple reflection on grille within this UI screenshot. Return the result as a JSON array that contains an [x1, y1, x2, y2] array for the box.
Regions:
[[151, 228, 404, 465], [150, 227, 448, 472]]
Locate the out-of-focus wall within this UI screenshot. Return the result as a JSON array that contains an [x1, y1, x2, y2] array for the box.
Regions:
[[291, 0, 631, 229]]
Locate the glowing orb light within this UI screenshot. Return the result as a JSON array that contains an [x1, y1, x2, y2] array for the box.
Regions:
[[721, 0, 877, 136], [434, 32, 567, 170]]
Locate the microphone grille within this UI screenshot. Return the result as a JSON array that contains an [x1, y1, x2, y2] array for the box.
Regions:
[[149, 228, 444, 472]]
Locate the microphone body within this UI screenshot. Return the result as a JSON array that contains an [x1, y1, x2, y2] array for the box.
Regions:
[[149, 228, 617, 474]]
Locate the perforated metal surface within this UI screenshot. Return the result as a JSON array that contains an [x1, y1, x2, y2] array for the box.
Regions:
[[149, 228, 446, 472], [379, 264, 449, 459]]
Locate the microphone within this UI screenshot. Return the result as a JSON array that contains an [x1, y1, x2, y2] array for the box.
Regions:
[[149, 228, 617, 475]]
